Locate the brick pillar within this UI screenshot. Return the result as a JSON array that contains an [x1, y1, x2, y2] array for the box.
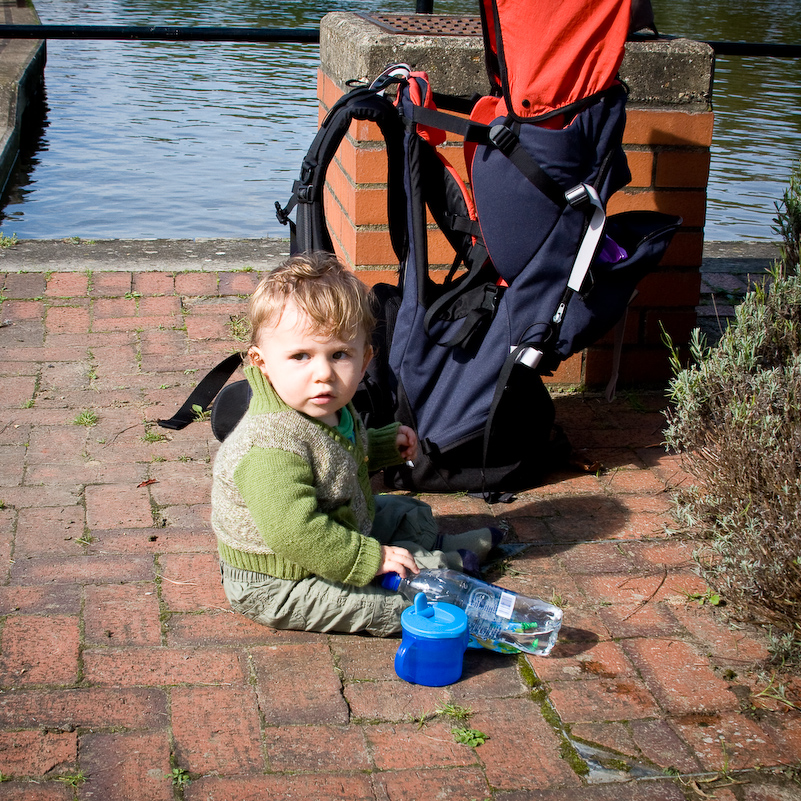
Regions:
[[318, 13, 714, 387]]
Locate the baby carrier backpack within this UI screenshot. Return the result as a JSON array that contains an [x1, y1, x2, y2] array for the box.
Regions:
[[160, 0, 680, 498]]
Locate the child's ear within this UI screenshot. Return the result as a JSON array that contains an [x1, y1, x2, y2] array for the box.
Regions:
[[248, 346, 268, 376], [361, 344, 374, 373]]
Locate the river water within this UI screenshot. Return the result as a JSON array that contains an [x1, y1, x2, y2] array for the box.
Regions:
[[0, 0, 798, 241]]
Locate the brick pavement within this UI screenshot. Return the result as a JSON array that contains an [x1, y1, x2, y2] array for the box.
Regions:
[[0, 253, 799, 800]]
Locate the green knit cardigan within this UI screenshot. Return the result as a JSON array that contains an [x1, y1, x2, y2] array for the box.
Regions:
[[211, 365, 402, 586]]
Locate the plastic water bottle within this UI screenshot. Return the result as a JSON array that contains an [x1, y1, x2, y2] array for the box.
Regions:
[[382, 569, 563, 656]]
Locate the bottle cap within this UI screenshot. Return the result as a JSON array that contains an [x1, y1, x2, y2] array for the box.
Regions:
[[381, 572, 401, 591]]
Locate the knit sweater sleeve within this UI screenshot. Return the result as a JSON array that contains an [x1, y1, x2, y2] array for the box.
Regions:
[[366, 421, 404, 470], [233, 445, 383, 586]]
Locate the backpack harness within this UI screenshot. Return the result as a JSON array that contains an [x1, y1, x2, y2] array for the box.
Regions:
[[160, 0, 681, 498]]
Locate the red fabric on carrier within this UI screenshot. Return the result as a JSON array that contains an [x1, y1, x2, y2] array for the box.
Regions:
[[481, 0, 632, 118]]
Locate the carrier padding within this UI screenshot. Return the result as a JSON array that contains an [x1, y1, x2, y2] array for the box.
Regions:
[[480, 0, 632, 117]]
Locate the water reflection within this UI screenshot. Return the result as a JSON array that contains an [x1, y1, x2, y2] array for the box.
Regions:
[[651, 0, 801, 240], [0, 0, 799, 240]]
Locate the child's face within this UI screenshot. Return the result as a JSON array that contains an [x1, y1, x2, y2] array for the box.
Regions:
[[249, 299, 372, 428]]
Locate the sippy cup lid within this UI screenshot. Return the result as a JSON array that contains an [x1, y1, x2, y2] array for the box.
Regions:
[[401, 593, 468, 639]]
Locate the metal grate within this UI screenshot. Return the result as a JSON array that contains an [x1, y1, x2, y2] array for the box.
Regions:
[[359, 14, 482, 37]]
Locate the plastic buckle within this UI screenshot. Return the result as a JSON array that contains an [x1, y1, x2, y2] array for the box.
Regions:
[[274, 201, 289, 226], [488, 124, 518, 155]]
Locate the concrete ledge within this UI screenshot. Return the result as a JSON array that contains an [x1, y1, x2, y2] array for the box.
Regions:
[[0, 0, 45, 194], [0, 237, 291, 272], [320, 12, 713, 109]]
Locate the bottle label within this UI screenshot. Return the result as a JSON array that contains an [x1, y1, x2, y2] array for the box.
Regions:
[[497, 591, 515, 620]]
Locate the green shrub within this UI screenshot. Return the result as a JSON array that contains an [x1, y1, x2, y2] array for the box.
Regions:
[[664, 162, 801, 644]]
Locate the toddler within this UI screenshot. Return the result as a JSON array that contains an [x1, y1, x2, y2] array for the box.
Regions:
[[211, 253, 501, 636]]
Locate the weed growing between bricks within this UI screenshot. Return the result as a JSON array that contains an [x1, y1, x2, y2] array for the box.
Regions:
[[665, 161, 801, 663]]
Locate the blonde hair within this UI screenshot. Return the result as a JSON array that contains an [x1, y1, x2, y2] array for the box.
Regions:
[[248, 252, 375, 346]]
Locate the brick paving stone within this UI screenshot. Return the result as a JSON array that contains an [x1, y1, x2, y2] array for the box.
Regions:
[[742, 781, 801, 801], [148, 460, 212, 506], [469, 696, 581, 791], [83, 583, 162, 646], [11, 555, 154, 585], [174, 272, 218, 295], [158, 503, 211, 529], [0, 730, 77, 778], [25, 425, 88, 463], [622, 638, 740, 715], [165, 609, 318, 646], [45, 273, 89, 297], [185, 773, 376, 801], [366, 719, 477, 770], [264, 724, 371, 773], [0, 445, 26, 486], [0, 586, 81, 616], [1, 486, 80, 510], [44, 306, 91, 335], [532, 639, 637, 683], [343, 679, 448, 724], [83, 646, 247, 687], [90, 272, 133, 296], [80, 731, 172, 801], [758, 713, 801, 764], [0, 688, 167, 731], [499, 780, 687, 800], [600, 468, 666, 494], [84, 484, 154, 529], [217, 272, 261, 296], [158, 553, 227, 612], [0, 783, 72, 799], [574, 571, 709, 607], [91, 296, 137, 321], [670, 604, 771, 666], [557, 542, 639, 575], [330, 634, 400, 682], [569, 721, 639, 759], [14, 507, 86, 558], [252, 642, 350, 725], [548, 676, 661, 724], [628, 718, 702, 773], [0, 616, 79, 687], [2, 274, 46, 298], [171, 685, 263, 775], [672, 712, 784, 772], [451, 648, 529, 702], [87, 527, 215, 555], [133, 272, 175, 295], [373, 767, 491, 801], [506, 516, 553, 543], [627, 539, 697, 569], [597, 600, 687, 640]]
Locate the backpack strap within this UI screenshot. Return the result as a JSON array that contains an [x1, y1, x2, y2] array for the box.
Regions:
[[275, 86, 407, 262], [158, 352, 244, 431]]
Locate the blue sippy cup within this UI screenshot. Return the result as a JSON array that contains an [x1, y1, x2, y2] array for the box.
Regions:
[[394, 592, 469, 686]]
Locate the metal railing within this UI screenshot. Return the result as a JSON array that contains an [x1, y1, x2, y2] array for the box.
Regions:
[[0, 22, 798, 58]]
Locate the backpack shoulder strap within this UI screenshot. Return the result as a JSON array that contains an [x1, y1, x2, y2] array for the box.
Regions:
[[158, 352, 244, 431], [275, 85, 408, 261]]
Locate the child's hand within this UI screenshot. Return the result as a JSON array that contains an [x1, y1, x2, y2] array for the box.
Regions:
[[377, 545, 419, 579], [396, 425, 419, 463]]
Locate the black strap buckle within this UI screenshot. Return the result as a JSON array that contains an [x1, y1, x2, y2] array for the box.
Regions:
[[274, 201, 290, 226], [488, 124, 518, 156]]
